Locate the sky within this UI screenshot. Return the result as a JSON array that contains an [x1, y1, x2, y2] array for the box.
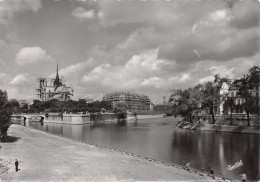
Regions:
[[0, 0, 259, 104]]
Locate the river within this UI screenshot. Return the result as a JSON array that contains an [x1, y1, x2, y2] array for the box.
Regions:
[[26, 116, 260, 181]]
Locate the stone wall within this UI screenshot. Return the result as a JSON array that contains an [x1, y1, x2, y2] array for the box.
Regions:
[[195, 114, 260, 127], [45, 113, 117, 124]]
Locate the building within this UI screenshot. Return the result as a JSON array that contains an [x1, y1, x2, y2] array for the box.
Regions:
[[103, 91, 151, 112], [36, 62, 73, 101], [218, 70, 260, 115], [217, 81, 230, 115]]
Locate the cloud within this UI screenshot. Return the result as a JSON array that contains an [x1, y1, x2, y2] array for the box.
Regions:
[[72, 7, 99, 21], [209, 9, 231, 23], [229, 0, 260, 29], [9, 73, 34, 86], [50, 59, 94, 78], [93, 0, 259, 69], [1, 0, 260, 103], [0, 72, 12, 85], [15, 47, 54, 65], [82, 50, 176, 92], [198, 76, 215, 84], [82, 63, 111, 83], [141, 77, 163, 88], [0, 0, 41, 24]]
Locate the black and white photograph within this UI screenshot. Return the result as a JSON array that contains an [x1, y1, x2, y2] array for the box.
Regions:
[[0, 0, 260, 181]]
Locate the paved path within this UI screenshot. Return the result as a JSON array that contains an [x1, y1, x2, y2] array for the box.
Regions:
[[0, 125, 220, 182]]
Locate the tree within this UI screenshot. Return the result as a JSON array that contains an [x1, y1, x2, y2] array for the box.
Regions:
[[0, 90, 13, 141], [8, 99, 19, 113], [200, 75, 228, 124], [78, 99, 86, 107], [170, 85, 202, 123], [237, 66, 260, 126], [31, 100, 42, 112], [22, 103, 29, 110], [223, 97, 235, 125], [9, 99, 19, 108], [114, 102, 127, 120]]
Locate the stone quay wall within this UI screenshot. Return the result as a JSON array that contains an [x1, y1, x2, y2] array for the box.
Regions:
[[194, 114, 260, 127]]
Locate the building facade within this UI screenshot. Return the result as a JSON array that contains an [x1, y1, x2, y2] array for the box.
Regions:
[[218, 70, 260, 115], [103, 91, 151, 112], [36, 63, 73, 101]]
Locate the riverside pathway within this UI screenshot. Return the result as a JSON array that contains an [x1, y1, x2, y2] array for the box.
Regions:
[[1, 125, 225, 182]]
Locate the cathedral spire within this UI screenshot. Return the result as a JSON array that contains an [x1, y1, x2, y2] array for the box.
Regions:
[[56, 60, 59, 80], [54, 60, 60, 89]]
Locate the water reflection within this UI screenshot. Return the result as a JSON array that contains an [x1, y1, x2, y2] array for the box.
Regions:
[[27, 117, 260, 181]]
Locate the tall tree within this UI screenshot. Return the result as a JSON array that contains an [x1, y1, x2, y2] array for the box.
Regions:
[[237, 66, 260, 126], [8, 99, 19, 113], [170, 85, 202, 123], [0, 90, 13, 141], [9, 99, 19, 108], [200, 75, 229, 124], [223, 97, 235, 125]]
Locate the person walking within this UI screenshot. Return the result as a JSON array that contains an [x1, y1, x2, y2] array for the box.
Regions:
[[209, 168, 215, 179], [15, 159, 19, 172], [240, 173, 247, 182]]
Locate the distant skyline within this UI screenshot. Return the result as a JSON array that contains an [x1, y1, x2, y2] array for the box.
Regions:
[[0, 0, 259, 103]]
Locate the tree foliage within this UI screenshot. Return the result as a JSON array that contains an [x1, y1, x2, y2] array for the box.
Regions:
[[237, 66, 260, 126], [14, 99, 113, 114], [170, 75, 228, 124], [199, 75, 229, 124], [171, 85, 202, 123], [171, 66, 260, 125], [114, 102, 127, 120], [0, 90, 13, 140], [9, 99, 19, 108]]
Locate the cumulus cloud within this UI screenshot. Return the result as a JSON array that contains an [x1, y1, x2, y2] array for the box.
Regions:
[[141, 77, 164, 88], [50, 59, 94, 78], [72, 7, 99, 21], [82, 50, 176, 91], [15, 47, 54, 65], [9, 73, 34, 86], [92, 0, 259, 69], [1, 0, 260, 103]]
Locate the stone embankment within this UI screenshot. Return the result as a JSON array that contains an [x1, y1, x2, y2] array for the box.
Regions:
[[177, 121, 260, 135], [0, 125, 231, 182], [136, 114, 166, 120]]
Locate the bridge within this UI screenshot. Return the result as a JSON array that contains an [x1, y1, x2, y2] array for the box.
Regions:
[[12, 114, 45, 125]]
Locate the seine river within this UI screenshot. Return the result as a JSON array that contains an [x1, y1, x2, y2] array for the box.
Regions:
[[27, 117, 260, 181]]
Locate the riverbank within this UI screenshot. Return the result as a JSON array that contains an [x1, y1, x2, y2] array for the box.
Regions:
[[177, 121, 260, 135], [0, 125, 223, 182]]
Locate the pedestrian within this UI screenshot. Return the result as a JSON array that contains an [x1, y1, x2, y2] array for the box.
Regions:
[[240, 173, 247, 182], [185, 163, 190, 171], [209, 168, 215, 179], [15, 159, 19, 172], [256, 176, 260, 182]]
